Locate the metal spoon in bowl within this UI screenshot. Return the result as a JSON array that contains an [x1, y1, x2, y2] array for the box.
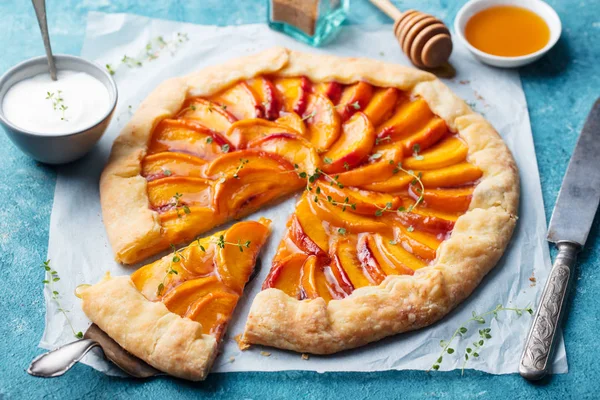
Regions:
[[31, 0, 57, 81]]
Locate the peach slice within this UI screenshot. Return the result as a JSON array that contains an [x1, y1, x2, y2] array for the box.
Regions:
[[315, 180, 401, 215], [273, 76, 311, 115], [336, 146, 403, 188], [147, 176, 213, 211], [356, 235, 387, 285], [299, 256, 332, 302], [185, 291, 239, 337], [392, 228, 437, 261], [363, 87, 399, 127], [293, 196, 330, 255], [308, 191, 390, 234], [224, 119, 299, 149], [403, 136, 468, 170], [216, 219, 271, 294], [321, 112, 375, 174], [142, 152, 207, 181], [313, 81, 342, 104], [160, 206, 221, 246], [331, 237, 371, 289], [420, 162, 483, 187], [326, 260, 354, 298], [247, 77, 279, 120], [373, 234, 426, 272], [337, 82, 374, 122], [262, 253, 307, 297], [359, 169, 413, 192], [214, 167, 302, 216], [161, 276, 235, 314], [303, 93, 341, 151], [204, 149, 294, 179], [397, 224, 442, 253], [275, 112, 307, 137], [178, 98, 236, 134], [208, 81, 262, 120], [376, 98, 433, 139], [247, 132, 321, 174], [399, 117, 448, 156], [412, 186, 474, 213], [148, 119, 232, 160], [394, 211, 455, 236]]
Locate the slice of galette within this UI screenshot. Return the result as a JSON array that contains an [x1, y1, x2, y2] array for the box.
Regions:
[[78, 219, 270, 381]]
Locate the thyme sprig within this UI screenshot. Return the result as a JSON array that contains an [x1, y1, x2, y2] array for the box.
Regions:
[[41, 260, 82, 339], [392, 161, 425, 212], [156, 245, 183, 295], [197, 235, 251, 253], [171, 192, 191, 218], [412, 143, 424, 160], [233, 158, 249, 179], [429, 304, 533, 374], [45, 90, 68, 121], [106, 32, 189, 76]]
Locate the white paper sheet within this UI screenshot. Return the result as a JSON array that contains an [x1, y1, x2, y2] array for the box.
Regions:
[[40, 12, 568, 376]]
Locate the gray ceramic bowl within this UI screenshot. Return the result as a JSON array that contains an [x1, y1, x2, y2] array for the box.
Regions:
[[0, 55, 118, 164]]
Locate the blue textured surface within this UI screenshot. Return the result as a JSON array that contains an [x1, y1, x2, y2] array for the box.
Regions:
[[1, 0, 599, 398]]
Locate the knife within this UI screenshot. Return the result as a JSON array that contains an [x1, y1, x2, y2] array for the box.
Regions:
[[519, 98, 600, 380], [27, 323, 162, 378]]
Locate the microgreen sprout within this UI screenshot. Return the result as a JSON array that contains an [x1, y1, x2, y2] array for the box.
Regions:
[[45, 90, 68, 121]]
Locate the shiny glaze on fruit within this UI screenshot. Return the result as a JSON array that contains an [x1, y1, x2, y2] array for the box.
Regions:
[[141, 76, 482, 303], [130, 219, 270, 339]]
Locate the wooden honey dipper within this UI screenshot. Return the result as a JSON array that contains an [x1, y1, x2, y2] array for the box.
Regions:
[[369, 0, 453, 68]]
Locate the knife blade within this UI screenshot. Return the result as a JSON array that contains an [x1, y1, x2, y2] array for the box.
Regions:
[[520, 98, 600, 380]]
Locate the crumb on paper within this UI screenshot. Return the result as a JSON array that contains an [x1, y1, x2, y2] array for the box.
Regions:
[[260, 351, 271, 357], [301, 353, 309, 360], [229, 356, 235, 363], [459, 80, 470, 85], [379, 51, 385, 56], [234, 333, 250, 351], [529, 276, 537, 286]]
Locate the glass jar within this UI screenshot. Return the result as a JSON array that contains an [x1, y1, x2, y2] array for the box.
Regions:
[[267, 0, 349, 47]]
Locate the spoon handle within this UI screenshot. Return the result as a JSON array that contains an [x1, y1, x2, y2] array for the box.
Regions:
[[369, 0, 403, 21], [31, 0, 57, 80], [27, 339, 100, 378]]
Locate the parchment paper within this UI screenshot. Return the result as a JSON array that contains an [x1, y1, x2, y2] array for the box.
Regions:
[[40, 12, 568, 375]]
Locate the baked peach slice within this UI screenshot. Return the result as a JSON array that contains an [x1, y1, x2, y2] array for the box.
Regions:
[[299, 256, 333, 302], [313, 81, 342, 104], [359, 167, 413, 192], [204, 149, 294, 179], [147, 176, 213, 211], [336, 82, 373, 122], [161, 276, 236, 315], [376, 98, 433, 139], [160, 207, 221, 246], [403, 136, 468, 170], [315, 180, 401, 215], [208, 81, 262, 120], [303, 93, 341, 151], [393, 210, 455, 236], [148, 119, 232, 160], [399, 117, 448, 156], [275, 112, 307, 137], [247, 132, 321, 174], [391, 226, 438, 261], [331, 237, 371, 289], [356, 235, 387, 285], [247, 77, 279, 120], [363, 87, 399, 126], [224, 119, 300, 149], [216, 219, 271, 294], [293, 196, 330, 255], [362, 234, 419, 276], [178, 98, 236, 134], [411, 185, 474, 213], [321, 112, 375, 174], [273, 76, 311, 115], [214, 166, 303, 216], [420, 163, 483, 187], [186, 292, 240, 336], [309, 191, 390, 234], [262, 253, 307, 297], [336, 146, 403, 187], [142, 152, 207, 181]]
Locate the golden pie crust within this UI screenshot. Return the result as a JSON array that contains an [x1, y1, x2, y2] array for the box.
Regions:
[[100, 47, 519, 355]]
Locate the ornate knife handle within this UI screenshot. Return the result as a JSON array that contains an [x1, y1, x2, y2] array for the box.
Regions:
[[28, 339, 100, 378], [519, 241, 580, 380]]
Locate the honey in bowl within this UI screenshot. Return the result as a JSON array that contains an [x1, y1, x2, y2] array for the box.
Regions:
[[465, 5, 550, 57]]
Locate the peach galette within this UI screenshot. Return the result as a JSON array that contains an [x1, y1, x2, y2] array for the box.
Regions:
[[100, 48, 518, 356], [79, 219, 270, 381]]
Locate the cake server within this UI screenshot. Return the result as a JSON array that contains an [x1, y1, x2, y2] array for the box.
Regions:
[[28, 323, 162, 378], [519, 98, 600, 380]]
